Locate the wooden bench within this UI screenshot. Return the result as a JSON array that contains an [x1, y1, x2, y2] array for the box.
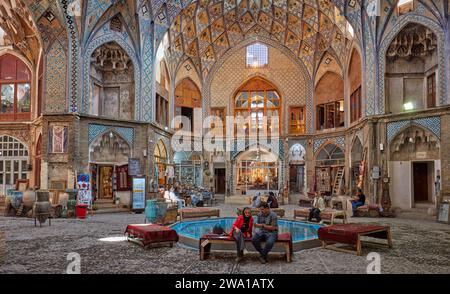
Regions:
[[178, 207, 220, 220], [294, 208, 347, 225], [199, 233, 293, 262], [318, 224, 393, 256], [237, 207, 285, 218]]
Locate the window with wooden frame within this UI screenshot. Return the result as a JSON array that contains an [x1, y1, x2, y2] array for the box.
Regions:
[[316, 100, 344, 131], [234, 78, 281, 137], [350, 86, 361, 123], [0, 54, 31, 121], [397, 0, 413, 15], [289, 106, 306, 134], [427, 73, 436, 108], [155, 93, 169, 127]]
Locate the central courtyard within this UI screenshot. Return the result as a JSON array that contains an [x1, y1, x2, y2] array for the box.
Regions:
[[1, 205, 449, 274]]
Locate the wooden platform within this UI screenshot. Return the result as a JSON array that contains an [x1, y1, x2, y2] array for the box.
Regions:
[[294, 208, 347, 225], [318, 224, 393, 256], [178, 207, 220, 220]]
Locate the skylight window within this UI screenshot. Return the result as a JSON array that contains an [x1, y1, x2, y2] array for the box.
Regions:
[[246, 43, 268, 68], [398, 0, 413, 15]]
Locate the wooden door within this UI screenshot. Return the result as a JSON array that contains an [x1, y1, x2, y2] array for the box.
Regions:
[[215, 169, 226, 194], [99, 166, 113, 199], [413, 162, 429, 202], [427, 73, 436, 108]]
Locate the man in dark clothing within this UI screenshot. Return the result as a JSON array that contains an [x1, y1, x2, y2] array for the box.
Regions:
[[252, 202, 278, 264], [351, 189, 366, 217]]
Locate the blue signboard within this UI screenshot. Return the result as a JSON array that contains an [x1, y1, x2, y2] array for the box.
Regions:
[[132, 177, 146, 210]]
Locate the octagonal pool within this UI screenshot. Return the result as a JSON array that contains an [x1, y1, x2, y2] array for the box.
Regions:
[[171, 217, 322, 252]]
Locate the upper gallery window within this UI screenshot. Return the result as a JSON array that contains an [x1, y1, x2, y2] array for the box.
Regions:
[[397, 0, 413, 15], [246, 43, 268, 68], [0, 54, 31, 122]]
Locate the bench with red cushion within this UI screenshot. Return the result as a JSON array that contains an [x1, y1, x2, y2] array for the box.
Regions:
[[199, 232, 293, 262]]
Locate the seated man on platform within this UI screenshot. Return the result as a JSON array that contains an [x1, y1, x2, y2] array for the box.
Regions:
[[351, 188, 366, 217], [169, 186, 184, 209], [308, 192, 325, 223], [252, 202, 278, 264], [251, 192, 262, 208]]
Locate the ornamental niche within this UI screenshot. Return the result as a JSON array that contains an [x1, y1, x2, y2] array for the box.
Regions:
[[386, 23, 437, 60]]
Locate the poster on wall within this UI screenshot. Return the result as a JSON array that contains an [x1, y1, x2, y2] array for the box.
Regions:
[[78, 190, 92, 206], [77, 174, 92, 206], [49, 126, 68, 153], [128, 158, 141, 176], [132, 177, 146, 211], [77, 174, 90, 190]]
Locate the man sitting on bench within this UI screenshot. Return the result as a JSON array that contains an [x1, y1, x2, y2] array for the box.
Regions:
[[252, 202, 278, 264]]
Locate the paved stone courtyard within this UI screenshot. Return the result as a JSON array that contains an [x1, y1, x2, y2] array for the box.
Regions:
[[0, 204, 449, 274]]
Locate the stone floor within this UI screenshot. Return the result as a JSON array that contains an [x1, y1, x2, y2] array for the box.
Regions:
[[0, 204, 449, 274]]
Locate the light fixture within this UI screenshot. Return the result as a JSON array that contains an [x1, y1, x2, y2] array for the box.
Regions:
[[403, 102, 414, 111], [109, 131, 113, 138]]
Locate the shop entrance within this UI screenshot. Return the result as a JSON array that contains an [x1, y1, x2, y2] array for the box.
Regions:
[[413, 162, 431, 203], [215, 168, 226, 194], [235, 148, 279, 193], [289, 165, 305, 193], [99, 166, 113, 199]]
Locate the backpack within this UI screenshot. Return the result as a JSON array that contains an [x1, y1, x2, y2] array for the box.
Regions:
[[270, 196, 279, 208], [212, 224, 225, 235]]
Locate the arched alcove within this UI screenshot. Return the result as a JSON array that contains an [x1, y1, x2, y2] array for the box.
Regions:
[[89, 41, 135, 120], [385, 23, 438, 113]]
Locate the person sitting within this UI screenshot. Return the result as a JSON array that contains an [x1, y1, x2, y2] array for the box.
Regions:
[[251, 192, 262, 208], [266, 191, 279, 208], [230, 207, 254, 262], [351, 188, 366, 217], [252, 202, 278, 264], [169, 186, 184, 209], [308, 192, 325, 223]]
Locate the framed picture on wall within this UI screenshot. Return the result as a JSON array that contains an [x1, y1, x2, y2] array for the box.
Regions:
[[49, 126, 68, 153], [50, 180, 66, 190], [15, 179, 29, 191]]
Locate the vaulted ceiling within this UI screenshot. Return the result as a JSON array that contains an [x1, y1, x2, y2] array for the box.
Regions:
[[158, 0, 355, 79], [0, 0, 42, 64]]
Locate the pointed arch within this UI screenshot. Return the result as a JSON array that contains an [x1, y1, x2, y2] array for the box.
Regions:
[[379, 15, 448, 112], [82, 34, 141, 119]]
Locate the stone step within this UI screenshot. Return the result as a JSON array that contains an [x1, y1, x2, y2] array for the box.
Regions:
[[225, 196, 252, 205], [94, 207, 130, 214]]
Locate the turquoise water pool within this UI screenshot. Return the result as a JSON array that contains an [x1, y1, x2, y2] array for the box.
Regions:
[[171, 217, 321, 243]]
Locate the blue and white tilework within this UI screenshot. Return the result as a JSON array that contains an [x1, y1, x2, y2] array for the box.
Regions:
[[387, 116, 441, 143], [88, 124, 135, 147]]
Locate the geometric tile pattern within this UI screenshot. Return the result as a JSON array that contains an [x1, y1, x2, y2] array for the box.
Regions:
[[44, 41, 67, 113], [82, 33, 142, 120], [378, 14, 448, 111], [60, 0, 80, 112], [88, 124, 135, 147], [387, 116, 441, 143], [153, 0, 355, 80], [313, 135, 345, 153], [140, 4, 153, 122]]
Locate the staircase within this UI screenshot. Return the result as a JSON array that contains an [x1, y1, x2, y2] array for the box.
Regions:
[[396, 203, 435, 221], [93, 199, 129, 214], [332, 167, 345, 196], [225, 195, 252, 205], [0, 196, 5, 216]]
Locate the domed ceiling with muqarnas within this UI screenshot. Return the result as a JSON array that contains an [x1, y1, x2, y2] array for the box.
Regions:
[[158, 0, 355, 79]]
